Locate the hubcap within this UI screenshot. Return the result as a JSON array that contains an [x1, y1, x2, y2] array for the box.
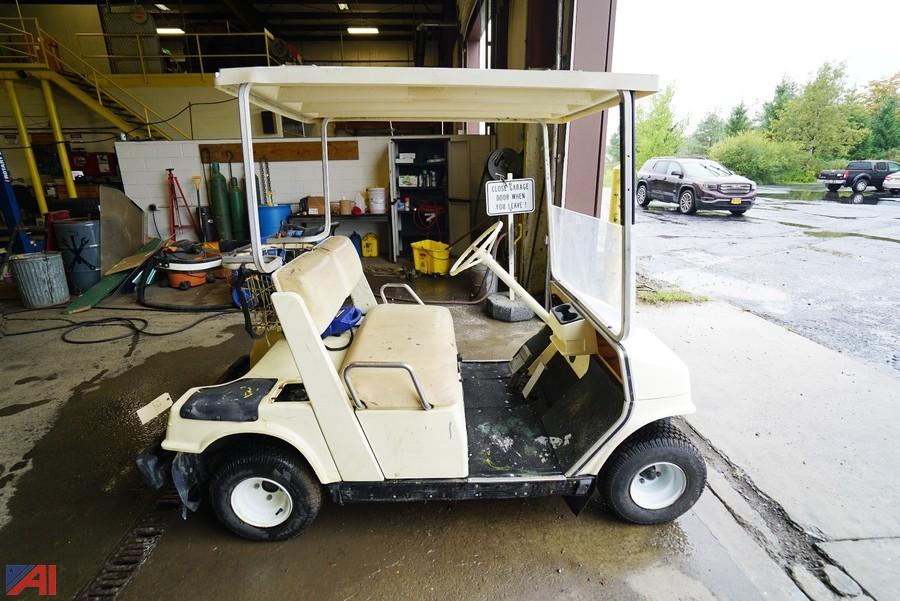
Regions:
[[230, 477, 293, 528], [629, 462, 687, 510], [679, 192, 692, 212], [637, 186, 646, 203]]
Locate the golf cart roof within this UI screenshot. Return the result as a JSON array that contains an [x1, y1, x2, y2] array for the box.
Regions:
[[215, 66, 659, 124]]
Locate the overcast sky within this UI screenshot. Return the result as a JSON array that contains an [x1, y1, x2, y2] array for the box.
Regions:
[[612, 0, 900, 132]]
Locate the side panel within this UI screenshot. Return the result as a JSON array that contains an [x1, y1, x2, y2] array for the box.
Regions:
[[272, 291, 384, 481], [356, 402, 468, 479]]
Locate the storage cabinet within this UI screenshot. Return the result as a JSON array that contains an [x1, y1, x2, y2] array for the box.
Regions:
[[389, 138, 449, 261]]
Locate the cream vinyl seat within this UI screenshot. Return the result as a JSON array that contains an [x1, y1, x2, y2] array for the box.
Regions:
[[272, 236, 461, 410]]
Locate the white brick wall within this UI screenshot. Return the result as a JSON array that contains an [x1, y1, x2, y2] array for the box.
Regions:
[[115, 137, 391, 240]]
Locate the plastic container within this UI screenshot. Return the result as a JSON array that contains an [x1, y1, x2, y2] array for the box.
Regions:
[[340, 198, 354, 215], [257, 204, 292, 239], [367, 187, 386, 214], [9, 251, 70, 308], [362, 232, 379, 257], [410, 239, 450, 275], [349, 231, 362, 256], [53, 219, 101, 295]]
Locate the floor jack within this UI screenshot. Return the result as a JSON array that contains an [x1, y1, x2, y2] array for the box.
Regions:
[[0, 149, 43, 255]]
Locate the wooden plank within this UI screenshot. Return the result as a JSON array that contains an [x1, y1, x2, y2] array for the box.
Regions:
[[104, 238, 162, 275], [198, 141, 359, 164], [63, 239, 161, 314]]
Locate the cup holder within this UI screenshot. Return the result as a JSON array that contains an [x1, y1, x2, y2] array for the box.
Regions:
[[552, 303, 582, 324]]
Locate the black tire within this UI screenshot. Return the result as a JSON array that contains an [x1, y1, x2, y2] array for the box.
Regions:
[[636, 183, 651, 208], [826, 184, 841, 192], [178, 280, 191, 290], [852, 178, 869, 193], [209, 445, 322, 541], [875, 184, 884, 192], [729, 209, 747, 216], [677, 188, 697, 214], [600, 421, 706, 524]]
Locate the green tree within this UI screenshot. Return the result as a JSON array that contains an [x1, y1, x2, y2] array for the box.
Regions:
[[760, 78, 797, 133], [709, 131, 806, 184], [870, 94, 900, 155], [725, 102, 752, 136], [635, 85, 685, 168], [771, 63, 867, 169], [684, 112, 726, 156]]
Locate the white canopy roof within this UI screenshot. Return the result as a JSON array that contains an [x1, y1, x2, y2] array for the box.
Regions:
[[215, 66, 658, 124]]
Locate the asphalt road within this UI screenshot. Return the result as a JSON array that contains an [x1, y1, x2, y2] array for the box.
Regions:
[[635, 185, 900, 375]]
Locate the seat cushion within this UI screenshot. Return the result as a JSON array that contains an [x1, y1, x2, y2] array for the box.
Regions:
[[342, 304, 462, 409]]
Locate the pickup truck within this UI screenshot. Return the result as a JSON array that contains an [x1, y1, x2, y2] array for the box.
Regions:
[[818, 160, 900, 192]]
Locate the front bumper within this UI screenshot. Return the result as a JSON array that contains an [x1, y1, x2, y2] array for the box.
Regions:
[[697, 194, 756, 209]]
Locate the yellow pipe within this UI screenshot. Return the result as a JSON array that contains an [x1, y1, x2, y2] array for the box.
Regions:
[[40, 79, 77, 199], [4, 80, 48, 214]]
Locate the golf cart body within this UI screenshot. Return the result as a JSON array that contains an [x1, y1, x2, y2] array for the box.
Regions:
[[136, 66, 704, 540]]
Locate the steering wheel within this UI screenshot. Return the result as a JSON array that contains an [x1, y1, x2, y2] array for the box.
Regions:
[[450, 221, 503, 276]]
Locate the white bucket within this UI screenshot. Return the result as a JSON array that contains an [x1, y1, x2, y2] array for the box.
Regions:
[[367, 188, 386, 214]]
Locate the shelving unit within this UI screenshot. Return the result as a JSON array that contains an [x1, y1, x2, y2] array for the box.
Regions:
[[389, 137, 449, 261]]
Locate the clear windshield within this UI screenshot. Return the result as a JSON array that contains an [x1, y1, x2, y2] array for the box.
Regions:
[[682, 160, 733, 177], [549, 205, 623, 333]]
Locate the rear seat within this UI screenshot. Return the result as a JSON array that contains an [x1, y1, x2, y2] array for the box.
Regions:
[[272, 236, 461, 410]]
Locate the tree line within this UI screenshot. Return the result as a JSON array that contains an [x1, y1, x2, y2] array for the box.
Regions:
[[614, 64, 900, 184]]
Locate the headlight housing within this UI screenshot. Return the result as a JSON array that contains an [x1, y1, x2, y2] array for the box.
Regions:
[[702, 183, 718, 191]]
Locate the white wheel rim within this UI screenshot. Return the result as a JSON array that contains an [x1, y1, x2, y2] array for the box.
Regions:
[[637, 186, 646, 202], [679, 192, 692, 212], [230, 477, 293, 528], [629, 462, 687, 510]]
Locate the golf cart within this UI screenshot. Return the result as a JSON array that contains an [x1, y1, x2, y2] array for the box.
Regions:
[[136, 66, 706, 541]]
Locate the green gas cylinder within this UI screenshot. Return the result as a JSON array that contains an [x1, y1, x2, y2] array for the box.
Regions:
[[228, 176, 248, 240], [209, 163, 232, 240]]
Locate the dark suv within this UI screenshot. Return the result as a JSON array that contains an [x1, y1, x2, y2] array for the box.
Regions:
[[637, 157, 757, 215]]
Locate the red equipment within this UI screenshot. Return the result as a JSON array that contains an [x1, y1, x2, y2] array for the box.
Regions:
[[165, 169, 200, 240]]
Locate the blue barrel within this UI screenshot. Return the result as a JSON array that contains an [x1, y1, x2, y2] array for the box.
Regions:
[[53, 219, 101, 295], [258, 205, 292, 239], [9, 252, 70, 308]]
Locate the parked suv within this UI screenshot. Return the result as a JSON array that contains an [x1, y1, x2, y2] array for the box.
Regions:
[[637, 157, 756, 215], [817, 160, 900, 192]]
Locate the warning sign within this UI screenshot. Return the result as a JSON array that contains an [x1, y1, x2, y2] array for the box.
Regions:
[[485, 178, 535, 216]]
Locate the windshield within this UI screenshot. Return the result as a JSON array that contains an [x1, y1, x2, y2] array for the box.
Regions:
[[682, 160, 733, 177], [549, 205, 623, 334]]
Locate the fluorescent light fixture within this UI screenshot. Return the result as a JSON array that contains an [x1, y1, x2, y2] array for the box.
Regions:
[[347, 26, 379, 35], [337, 3, 350, 9], [156, 27, 185, 35], [154, 3, 171, 10]]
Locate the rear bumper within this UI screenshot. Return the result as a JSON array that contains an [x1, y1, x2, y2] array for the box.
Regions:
[[818, 178, 846, 185]]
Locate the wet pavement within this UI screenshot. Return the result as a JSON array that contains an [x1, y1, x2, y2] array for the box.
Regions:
[[636, 185, 900, 375]]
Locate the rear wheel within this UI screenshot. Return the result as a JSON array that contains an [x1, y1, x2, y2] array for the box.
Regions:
[[636, 183, 650, 208], [600, 421, 706, 524], [210, 445, 321, 541], [826, 184, 841, 192], [852, 178, 869, 193], [677, 189, 697, 215]]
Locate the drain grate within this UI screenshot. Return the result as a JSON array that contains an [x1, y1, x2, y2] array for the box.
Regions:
[[74, 488, 179, 601]]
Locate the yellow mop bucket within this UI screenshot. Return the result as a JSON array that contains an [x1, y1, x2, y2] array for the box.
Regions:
[[410, 239, 450, 275]]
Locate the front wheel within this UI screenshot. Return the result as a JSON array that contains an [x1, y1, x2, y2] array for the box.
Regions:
[[210, 445, 322, 541], [636, 183, 650, 208], [600, 421, 706, 524], [852, 179, 868, 193], [677, 189, 697, 215], [826, 184, 841, 192]]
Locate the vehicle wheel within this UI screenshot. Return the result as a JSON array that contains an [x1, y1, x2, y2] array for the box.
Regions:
[[826, 184, 841, 192], [875, 185, 884, 192], [729, 209, 747, 216], [600, 421, 706, 524], [209, 445, 322, 541], [677, 189, 697, 215], [178, 280, 191, 290], [852, 179, 869, 193], [636, 183, 650, 208]]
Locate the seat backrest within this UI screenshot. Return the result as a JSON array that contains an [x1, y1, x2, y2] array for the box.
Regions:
[[272, 236, 363, 335]]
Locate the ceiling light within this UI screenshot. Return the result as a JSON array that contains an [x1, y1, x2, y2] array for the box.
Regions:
[[156, 27, 185, 35], [337, 3, 350, 9], [347, 27, 379, 35], [154, 3, 171, 10]]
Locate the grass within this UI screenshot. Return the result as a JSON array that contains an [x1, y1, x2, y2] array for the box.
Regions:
[[804, 230, 900, 244], [637, 288, 708, 305]]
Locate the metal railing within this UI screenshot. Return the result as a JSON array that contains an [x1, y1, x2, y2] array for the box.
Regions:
[[75, 30, 278, 82]]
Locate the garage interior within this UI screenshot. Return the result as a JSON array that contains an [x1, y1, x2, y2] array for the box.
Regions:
[[0, 2, 661, 599]]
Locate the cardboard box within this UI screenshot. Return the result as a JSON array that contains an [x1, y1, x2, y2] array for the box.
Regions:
[[301, 195, 326, 215]]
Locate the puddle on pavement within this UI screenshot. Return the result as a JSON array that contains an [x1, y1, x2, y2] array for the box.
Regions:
[[804, 230, 900, 244], [0, 324, 248, 599]]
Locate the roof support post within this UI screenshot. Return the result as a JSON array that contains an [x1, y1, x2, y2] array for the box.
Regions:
[[40, 79, 77, 200], [4, 80, 47, 214], [617, 90, 635, 340]]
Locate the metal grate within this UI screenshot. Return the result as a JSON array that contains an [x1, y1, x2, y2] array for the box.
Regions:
[[234, 270, 282, 337]]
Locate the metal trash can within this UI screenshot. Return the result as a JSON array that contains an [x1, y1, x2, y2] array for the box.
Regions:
[[53, 219, 101, 295], [9, 251, 70, 308]]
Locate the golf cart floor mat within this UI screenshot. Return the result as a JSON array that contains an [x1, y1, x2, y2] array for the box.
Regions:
[[180, 378, 278, 422], [462, 362, 562, 477]]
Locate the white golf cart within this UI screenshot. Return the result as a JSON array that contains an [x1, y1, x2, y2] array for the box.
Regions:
[[136, 66, 705, 541]]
